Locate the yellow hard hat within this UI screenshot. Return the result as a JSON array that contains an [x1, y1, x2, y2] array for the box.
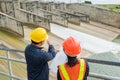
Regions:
[[30, 28, 48, 43]]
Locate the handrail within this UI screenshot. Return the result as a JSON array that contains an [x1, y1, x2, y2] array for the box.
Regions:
[[0, 0, 13, 2], [89, 72, 120, 80], [0, 48, 24, 53], [52, 9, 90, 22], [85, 58, 120, 66], [17, 8, 49, 20], [52, 9, 88, 18], [0, 72, 23, 80], [0, 12, 22, 22], [0, 56, 26, 63], [39, 8, 60, 16], [0, 48, 25, 80], [0, 48, 120, 80]]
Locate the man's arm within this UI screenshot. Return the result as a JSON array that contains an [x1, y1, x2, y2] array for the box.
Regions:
[[40, 40, 57, 62]]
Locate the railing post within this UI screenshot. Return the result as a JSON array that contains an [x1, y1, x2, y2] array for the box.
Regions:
[[6, 50, 13, 80]]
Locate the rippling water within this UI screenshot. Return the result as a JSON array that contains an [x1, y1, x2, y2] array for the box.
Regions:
[[88, 36, 120, 79], [113, 36, 120, 44]]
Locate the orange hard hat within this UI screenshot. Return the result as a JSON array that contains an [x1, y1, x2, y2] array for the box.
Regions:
[[62, 36, 81, 57]]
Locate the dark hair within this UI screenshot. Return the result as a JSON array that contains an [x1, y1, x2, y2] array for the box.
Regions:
[[31, 40, 39, 44], [66, 55, 78, 67]]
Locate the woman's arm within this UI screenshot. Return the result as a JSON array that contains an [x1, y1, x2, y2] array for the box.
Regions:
[[57, 69, 62, 80], [84, 60, 89, 80]]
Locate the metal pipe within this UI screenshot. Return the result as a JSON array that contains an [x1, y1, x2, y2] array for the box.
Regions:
[[6, 51, 13, 80], [0, 72, 23, 80], [89, 72, 120, 80], [0, 56, 26, 63], [84, 58, 120, 66]]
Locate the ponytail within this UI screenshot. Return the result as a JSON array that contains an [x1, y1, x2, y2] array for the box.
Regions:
[[66, 55, 78, 67]]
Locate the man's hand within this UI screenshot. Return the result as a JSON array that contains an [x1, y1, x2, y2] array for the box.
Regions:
[[54, 49, 60, 54], [47, 40, 52, 45], [47, 40, 60, 53]]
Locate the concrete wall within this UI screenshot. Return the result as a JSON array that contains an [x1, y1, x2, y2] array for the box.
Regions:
[[16, 8, 50, 30], [0, 0, 20, 17], [20, 1, 66, 11], [67, 4, 120, 28], [0, 0, 51, 30], [0, 12, 24, 36], [20, 2, 68, 27]]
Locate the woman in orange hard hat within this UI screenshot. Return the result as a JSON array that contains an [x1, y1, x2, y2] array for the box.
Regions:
[[57, 36, 89, 80], [25, 28, 58, 80]]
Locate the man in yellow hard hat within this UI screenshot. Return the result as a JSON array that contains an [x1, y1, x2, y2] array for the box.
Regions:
[[25, 28, 57, 80]]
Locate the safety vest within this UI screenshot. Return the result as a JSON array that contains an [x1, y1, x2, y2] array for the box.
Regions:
[[59, 59, 86, 80]]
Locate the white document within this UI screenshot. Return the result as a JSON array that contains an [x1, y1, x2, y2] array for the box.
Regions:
[[49, 48, 67, 73]]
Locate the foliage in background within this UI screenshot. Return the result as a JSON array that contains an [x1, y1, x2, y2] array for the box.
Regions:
[[99, 5, 120, 13], [84, 1, 92, 4]]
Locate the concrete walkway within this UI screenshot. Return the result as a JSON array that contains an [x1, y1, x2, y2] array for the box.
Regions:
[[68, 22, 120, 41]]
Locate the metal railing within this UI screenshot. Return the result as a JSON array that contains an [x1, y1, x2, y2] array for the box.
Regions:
[[0, 48, 120, 80], [0, 48, 25, 80], [85, 58, 120, 80]]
